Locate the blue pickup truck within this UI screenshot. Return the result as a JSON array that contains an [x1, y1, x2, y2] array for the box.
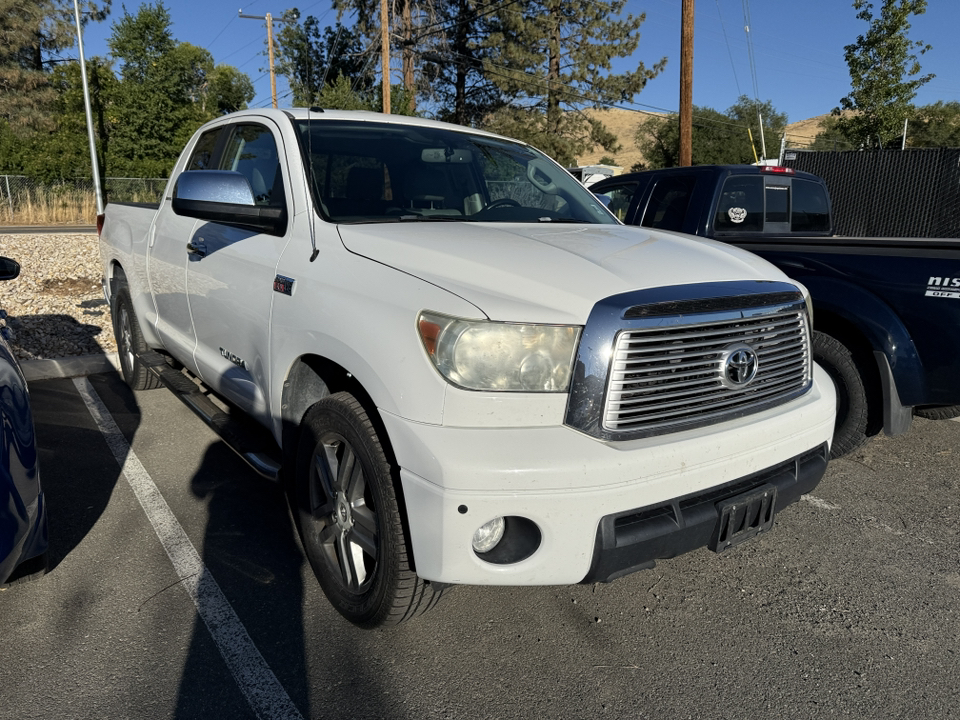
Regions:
[[591, 165, 960, 457]]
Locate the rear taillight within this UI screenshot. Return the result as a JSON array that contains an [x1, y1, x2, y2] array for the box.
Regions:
[[760, 165, 795, 174], [96, 213, 105, 236]]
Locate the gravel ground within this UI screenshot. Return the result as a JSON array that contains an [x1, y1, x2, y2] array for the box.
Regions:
[[0, 233, 116, 360]]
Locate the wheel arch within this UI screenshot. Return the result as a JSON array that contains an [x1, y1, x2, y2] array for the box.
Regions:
[[806, 276, 926, 407], [107, 260, 127, 297], [280, 353, 401, 472], [812, 310, 884, 440], [280, 353, 426, 577]]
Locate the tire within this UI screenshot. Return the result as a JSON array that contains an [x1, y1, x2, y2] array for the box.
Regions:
[[813, 331, 871, 459], [2, 552, 48, 588], [915, 405, 960, 420], [111, 286, 161, 391], [293, 392, 443, 627]]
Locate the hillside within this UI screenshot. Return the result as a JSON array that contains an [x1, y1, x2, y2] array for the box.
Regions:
[[573, 108, 830, 169]]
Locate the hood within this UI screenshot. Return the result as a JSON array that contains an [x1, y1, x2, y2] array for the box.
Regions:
[[337, 222, 789, 324]]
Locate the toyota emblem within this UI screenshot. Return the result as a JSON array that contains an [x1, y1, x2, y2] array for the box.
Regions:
[[720, 344, 758, 388]]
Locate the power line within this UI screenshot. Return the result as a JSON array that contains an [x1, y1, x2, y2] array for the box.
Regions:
[[714, 0, 741, 98], [741, 0, 761, 104]]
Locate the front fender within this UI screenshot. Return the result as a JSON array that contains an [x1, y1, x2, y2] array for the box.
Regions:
[[802, 275, 925, 406]]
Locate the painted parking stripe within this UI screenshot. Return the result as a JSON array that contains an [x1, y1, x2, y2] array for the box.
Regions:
[[73, 377, 303, 720]]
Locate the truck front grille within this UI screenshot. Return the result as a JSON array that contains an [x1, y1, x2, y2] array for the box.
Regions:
[[603, 309, 810, 434]]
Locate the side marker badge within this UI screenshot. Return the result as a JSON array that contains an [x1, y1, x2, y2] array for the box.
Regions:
[[274, 275, 295, 296]]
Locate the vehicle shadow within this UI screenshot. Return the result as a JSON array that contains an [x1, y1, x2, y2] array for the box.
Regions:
[[5, 309, 110, 360], [174, 442, 309, 717], [26, 331, 118, 574]]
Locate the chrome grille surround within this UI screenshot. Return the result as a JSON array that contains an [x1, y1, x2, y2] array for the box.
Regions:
[[564, 281, 813, 441]]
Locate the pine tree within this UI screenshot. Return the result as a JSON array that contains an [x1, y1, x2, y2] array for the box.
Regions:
[[480, 0, 665, 166], [333, 0, 428, 107], [0, 0, 110, 132], [834, 0, 933, 149], [419, 0, 503, 126], [274, 15, 373, 107]]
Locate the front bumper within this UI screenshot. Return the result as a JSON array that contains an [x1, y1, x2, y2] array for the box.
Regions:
[[381, 364, 835, 586], [583, 443, 827, 583]]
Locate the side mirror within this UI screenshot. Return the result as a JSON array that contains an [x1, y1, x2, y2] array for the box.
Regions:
[[593, 193, 612, 208], [172, 170, 287, 236], [0, 256, 20, 281]]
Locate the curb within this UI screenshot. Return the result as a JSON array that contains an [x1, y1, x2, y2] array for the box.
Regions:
[[0, 225, 97, 235], [21, 353, 120, 382]]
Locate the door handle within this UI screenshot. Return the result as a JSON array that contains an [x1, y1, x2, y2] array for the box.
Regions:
[[186, 240, 207, 258]]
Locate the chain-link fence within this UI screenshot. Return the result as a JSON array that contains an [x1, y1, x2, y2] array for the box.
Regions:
[[0, 175, 168, 225]]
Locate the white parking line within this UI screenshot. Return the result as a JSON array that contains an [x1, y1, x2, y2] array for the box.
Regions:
[[801, 494, 841, 511], [73, 377, 303, 720]]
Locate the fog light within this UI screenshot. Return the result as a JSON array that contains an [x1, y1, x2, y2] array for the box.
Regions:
[[472, 517, 506, 553]]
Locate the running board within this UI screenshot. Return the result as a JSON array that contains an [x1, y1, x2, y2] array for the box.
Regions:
[[140, 351, 283, 482]]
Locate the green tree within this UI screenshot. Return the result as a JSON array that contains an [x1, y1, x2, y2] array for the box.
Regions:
[[833, 0, 933, 149], [106, 2, 252, 177], [480, 0, 665, 166], [332, 0, 423, 104], [0, 0, 110, 132], [17, 58, 118, 180], [275, 15, 372, 106], [204, 64, 254, 116], [905, 101, 960, 147], [809, 115, 858, 151], [315, 72, 416, 115], [419, 0, 504, 127], [637, 97, 786, 169]]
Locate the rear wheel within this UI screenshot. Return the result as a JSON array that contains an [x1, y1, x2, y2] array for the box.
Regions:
[[813, 331, 871, 459], [293, 392, 443, 627], [111, 286, 161, 391], [915, 405, 960, 420]]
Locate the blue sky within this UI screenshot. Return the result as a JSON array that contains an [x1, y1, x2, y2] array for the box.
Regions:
[[75, 0, 959, 133]]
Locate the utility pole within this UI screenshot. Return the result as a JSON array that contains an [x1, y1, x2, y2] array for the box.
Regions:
[[381, 0, 391, 113], [679, 0, 694, 167], [73, 0, 104, 215], [239, 10, 287, 108]]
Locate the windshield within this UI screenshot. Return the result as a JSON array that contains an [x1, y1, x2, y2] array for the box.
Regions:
[[293, 119, 618, 225]]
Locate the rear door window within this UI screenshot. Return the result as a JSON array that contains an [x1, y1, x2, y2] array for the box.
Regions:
[[791, 179, 830, 232], [640, 176, 696, 232], [219, 124, 285, 207], [715, 176, 763, 231], [186, 129, 222, 171]]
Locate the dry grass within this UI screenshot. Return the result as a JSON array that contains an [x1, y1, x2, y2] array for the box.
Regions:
[[573, 109, 832, 169], [576, 108, 659, 170], [0, 187, 98, 225], [784, 114, 833, 148]]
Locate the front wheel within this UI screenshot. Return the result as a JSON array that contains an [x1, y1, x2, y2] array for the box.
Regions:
[[813, 331, 872, 459], [111, 287, 161, 391], [293, 392, 443, 627]]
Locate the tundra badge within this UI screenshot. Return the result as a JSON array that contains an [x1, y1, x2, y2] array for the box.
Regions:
[[220, 347, 247, 369]]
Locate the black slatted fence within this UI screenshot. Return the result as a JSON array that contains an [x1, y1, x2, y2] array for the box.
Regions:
[[782, 148, 960, 238]]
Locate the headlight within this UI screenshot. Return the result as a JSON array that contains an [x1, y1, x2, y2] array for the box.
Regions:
[[418, 311, 581, 392]]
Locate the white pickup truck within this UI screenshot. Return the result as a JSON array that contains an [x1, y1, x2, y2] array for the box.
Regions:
[[98, 108, 836, 627]]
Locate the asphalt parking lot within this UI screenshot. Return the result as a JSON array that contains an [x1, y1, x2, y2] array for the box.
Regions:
[[1, 369, 959, 719]]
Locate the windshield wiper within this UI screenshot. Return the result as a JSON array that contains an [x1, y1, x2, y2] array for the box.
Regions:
[[395, 214, 466, 222], [342, 215, 467, 225]]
